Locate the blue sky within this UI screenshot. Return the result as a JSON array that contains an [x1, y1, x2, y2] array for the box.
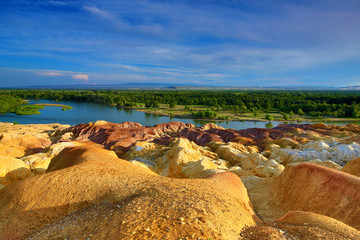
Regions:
[[0, 0, 360, 87]]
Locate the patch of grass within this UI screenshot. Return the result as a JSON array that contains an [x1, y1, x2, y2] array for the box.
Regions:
[[61, 105, 73, 111]]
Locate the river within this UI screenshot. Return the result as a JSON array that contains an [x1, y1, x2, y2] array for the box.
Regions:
[[0, 100, 358, 129]]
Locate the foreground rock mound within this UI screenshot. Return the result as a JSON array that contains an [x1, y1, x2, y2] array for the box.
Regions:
[[0, 144, 258, 239]]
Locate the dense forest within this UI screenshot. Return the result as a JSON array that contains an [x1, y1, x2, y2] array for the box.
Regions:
[[1, 89, 360, 119]]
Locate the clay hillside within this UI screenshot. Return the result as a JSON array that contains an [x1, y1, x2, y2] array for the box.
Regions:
[[0, 121, 359, 239]]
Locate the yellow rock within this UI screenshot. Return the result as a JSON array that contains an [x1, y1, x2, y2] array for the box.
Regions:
[[125, 138, 220, 178], [216, 145, 285, 178], [289, 159, 342, 171], [199, 122, 225, 130], [342, 157, 360, 177], [0, 155, 32, 185], [21, 153, 50, 174], [21, 142, 79, 174], [273, 138, 299, 148]]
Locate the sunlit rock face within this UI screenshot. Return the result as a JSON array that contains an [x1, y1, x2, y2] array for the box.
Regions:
[[0, 155, 33, 186], [0, 123, 70, 158], [124, 138, 221, 178], [21, 142, 80, 174], [1, 121, 360, 239]]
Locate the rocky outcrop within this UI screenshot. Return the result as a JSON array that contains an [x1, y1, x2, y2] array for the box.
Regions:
[[268, 139, 360, 166], [124, 138, 223, 178], [69, 121, 191, 155], [243, 163, 360, 230], [0, 123, 71, 158], [0, 144, 258, 239], [214, 144, 284, 178], [0, 134, 51, 158]]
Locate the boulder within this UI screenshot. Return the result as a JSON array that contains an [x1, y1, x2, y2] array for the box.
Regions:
[[216, 145, 284, 177], [332, 143, 360, 165], [0, 155, 33, 185], [298, 140, 330, 151]]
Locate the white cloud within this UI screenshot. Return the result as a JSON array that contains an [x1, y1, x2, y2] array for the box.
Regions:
[[71, 74, 89, 82]]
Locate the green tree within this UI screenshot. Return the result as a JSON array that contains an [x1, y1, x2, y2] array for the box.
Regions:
[[169, 102, 176, 109], [265, 114, 274, 122], [152, 101, 160, 108], [283, 114, 289, 121]]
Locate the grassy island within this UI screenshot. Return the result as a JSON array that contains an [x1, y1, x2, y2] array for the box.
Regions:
[[33, 103, 73, 111]]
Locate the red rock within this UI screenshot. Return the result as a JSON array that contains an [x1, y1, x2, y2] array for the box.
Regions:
[[69, 121, 189, 153], [179, 128, 223, 146]]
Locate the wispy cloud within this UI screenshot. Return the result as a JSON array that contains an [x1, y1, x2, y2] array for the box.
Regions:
[[32, 70, 65, 77], [83, 6, 114, 21]]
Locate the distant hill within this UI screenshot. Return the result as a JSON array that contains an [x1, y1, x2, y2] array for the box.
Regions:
[[1, 82, 355, 90]]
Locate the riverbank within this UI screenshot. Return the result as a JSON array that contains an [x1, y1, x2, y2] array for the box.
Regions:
[[119, 103, 360, 124]]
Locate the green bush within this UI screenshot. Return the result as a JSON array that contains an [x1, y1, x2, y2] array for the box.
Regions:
[[62, 105, 73, 111]]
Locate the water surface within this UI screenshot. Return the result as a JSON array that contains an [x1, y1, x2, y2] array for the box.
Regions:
[[0, 100, 358, 130]]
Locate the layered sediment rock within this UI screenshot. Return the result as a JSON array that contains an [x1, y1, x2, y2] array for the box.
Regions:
[[0, 121, 360, 239]]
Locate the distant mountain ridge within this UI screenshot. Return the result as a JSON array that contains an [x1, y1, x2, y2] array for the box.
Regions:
[[0, 82, 355, 90]]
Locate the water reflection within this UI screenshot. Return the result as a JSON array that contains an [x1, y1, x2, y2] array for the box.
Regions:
[[145, 113, 151, 120], [265, 122, 274, 129], [123, 108, 132, 114]]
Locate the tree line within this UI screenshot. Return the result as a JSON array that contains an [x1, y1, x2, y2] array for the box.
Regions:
[[1, 89, 360, 118]]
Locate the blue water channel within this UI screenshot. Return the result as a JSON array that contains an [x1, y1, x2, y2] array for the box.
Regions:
[[0, 100, 358, 129]]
